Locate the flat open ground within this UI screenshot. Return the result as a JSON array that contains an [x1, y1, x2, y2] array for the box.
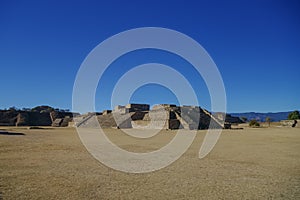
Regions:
[[0, 126, 299, 199]]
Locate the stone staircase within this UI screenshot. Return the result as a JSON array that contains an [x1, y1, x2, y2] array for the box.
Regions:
[[173, 107, 224, 130], [74, 113, 96, 127], [75, 112, 134, 129], [202, 109, 229, 129]]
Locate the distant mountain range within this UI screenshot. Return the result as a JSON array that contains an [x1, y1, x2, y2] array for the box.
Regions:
[[230, 111, 297, 122]]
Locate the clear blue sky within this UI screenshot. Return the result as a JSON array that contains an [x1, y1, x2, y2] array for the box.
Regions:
[[0, 0, 299, 113]]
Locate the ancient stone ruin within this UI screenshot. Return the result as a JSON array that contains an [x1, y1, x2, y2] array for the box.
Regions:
[[75, 103, 236, 130], [0, 106, 78, 127], [281, 120, 300, 128]]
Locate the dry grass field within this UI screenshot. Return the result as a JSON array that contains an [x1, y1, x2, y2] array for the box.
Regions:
[[0, 126, 299, 199]]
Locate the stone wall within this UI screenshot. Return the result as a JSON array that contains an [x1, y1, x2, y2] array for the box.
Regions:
[[0, 110, 18, 126], [125, 104, 150, 112], [281, 120, 300, 127], [131, 111, 147, 120], [52, 116, 72, 127], [138, 107, 180, 129], [103, 110, 112, 115], [0, 107, 77, 127], [113, 106, 129, 114], [16, 112, 52, 126], [50, 111, 74, 122]]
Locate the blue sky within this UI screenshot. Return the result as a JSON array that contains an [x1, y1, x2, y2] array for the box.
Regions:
[[0, 0, 299, 113]]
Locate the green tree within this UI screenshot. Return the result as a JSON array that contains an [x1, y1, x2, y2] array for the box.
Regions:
[[265, 117, 271, 127], [288, 111, 300, 120]]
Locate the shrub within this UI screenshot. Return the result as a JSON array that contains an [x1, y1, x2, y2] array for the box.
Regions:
[[288, 111, 300, 120], [249, 119, 260, 127]]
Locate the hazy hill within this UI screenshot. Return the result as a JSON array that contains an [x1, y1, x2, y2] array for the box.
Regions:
[[230, 111, 295, 122]]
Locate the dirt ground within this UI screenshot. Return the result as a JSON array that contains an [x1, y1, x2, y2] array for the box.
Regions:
[[0, 126, 299, 199]]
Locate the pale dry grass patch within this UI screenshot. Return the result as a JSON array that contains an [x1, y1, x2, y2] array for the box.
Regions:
[[0, 126, 299, 199]]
